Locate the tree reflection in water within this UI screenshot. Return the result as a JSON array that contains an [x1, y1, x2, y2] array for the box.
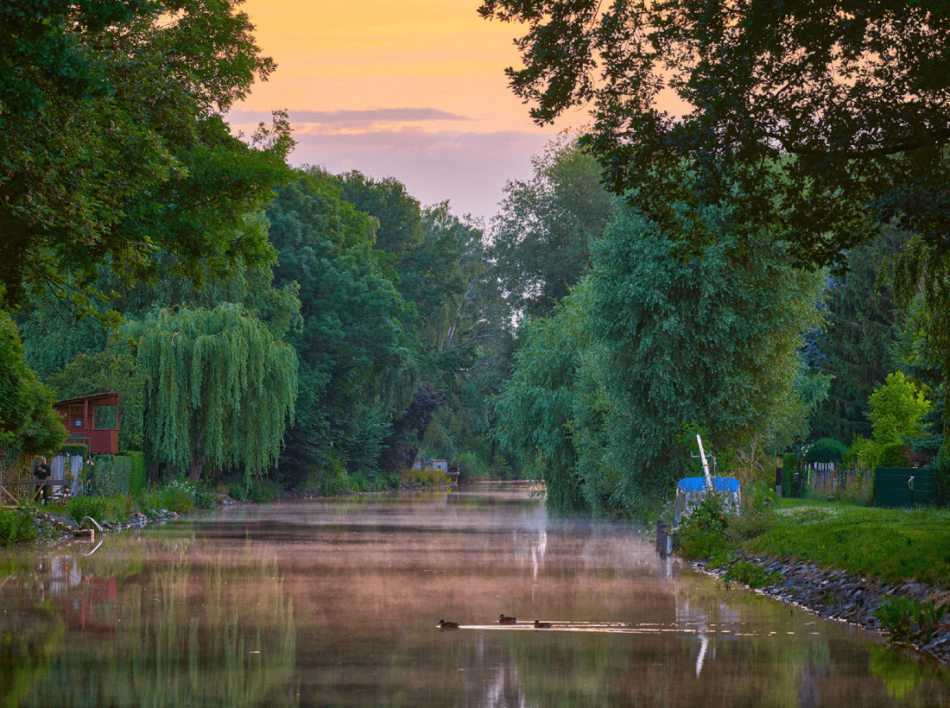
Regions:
[[4, 536, 296, 707]]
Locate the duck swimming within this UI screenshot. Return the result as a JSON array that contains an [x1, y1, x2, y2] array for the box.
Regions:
[[437, 619, 459, 629], [533, 620, 552, 628], [498, 614, 517, 624]]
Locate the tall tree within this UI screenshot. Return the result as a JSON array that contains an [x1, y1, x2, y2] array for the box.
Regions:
[[0, 0, 291, 309], [0, 311, 66, 466], [811, 231, 905, 444], [478, 0, 950, 268], [134, 304, 297, 482], [491, 137, 614, 319], [266, 170, 412, 484]]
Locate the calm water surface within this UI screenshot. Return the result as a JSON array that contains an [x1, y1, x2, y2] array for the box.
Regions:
[[2, 484, 948, 707]]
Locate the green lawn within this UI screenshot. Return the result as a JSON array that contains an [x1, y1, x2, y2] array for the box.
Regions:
[[739, 499, 950, 589]]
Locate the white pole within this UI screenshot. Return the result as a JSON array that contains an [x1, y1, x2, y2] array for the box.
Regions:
[[697, 435, 713, 490]]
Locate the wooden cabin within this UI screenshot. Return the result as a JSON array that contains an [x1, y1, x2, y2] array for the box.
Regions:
[[53, 392, 121, 455]]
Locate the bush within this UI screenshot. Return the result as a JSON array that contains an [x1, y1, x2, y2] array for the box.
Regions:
[[139, 478, 197, 515], [90, 455, 132, 496], [402, 467, 450, 486], [456, 451, 488, 481], [59, 443, 88, 457], [674, 491, 731, 561], [0, 508, 36, 545], [875, 596, 949, 643], [123, 451, 147, 497], [247, 478, 279, 503], [805, 438, 848, 464], [722, 560, 781, 589], [67, 496, 109, 524]]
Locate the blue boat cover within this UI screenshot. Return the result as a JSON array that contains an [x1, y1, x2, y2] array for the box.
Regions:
[[676, 477, 740, 494]]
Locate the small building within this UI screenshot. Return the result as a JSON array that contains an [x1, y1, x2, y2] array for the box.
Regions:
[[413, 458, 448, 474], [53, 392, 121, 455]]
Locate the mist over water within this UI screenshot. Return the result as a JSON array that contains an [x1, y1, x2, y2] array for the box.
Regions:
[[2, 483, 948, 706]]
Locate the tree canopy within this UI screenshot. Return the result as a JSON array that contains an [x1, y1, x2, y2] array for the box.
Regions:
[[479, 0, 950, 268], [0, 0, 291, 308], [134, 304, 297, 482], [0, 311, 65, 464]]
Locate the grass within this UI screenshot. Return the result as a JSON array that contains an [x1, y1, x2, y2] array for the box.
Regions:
[[740, 499, 950, 589]]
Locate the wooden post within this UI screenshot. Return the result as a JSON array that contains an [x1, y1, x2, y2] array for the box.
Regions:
[[656, 519, 670, 557]]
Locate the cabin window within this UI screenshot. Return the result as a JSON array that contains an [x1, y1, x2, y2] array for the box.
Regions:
[[93, 405, 117, 430]]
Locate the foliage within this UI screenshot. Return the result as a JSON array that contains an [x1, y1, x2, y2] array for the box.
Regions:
[[66, 496, 109, 524], [875, 596, 949, 643], [402, 467, 450, 486], [0, 0, 292, 310], [227, 476, 278, 503], [478, 0, 950, 270], [490, 135, 614, 319], [812, 232, 904, 443], [0, 310, 66, 463], [848, 372, 932, 471], [721, 561, 782, 590], [869, 372, 932, 445], [138, 478, 200, 515], [125, 451, 147, 498], [134, 304, 297, 483], [266, 170, 412, 485], [90, 455, 133, 497], [673, 491, 731, 561], [59, 443, 88, 457], [0, 508, 36, 545], [583, 198, 824, 508], [805, 439, 849, 464]]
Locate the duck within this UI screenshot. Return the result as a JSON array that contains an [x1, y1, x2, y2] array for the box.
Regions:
[[498, 614, 517, 624], [533, 620, 552, 628], [437, 619, 459, 629]]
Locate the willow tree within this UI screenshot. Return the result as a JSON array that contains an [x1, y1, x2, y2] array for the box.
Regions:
[[136, 305, 297, 482]]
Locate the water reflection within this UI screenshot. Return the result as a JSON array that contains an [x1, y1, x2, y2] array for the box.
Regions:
[[0, 485, 947, 707]]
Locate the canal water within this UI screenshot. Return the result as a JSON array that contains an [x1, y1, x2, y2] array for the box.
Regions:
[[1, 483, 948, 707]]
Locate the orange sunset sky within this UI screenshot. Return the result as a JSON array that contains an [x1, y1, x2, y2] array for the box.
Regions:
[[226, 0, 586, 221]]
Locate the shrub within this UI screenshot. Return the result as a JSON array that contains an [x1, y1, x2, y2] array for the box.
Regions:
[[805, 438, 848, 464], [246, 478, 279, 503], [875, 596, 949, 643], [722, 560, 781, 589], [59, 443, 88, 457], [456, 451, 488, 481], [91, 455, 132, 496], [139, 478, 197, 515], [0, 508, 36, 545], [402, 467, 450, 486], [67, 496, 109, 524], [122, 451, 147, 497], [674, 491, 731, 561]]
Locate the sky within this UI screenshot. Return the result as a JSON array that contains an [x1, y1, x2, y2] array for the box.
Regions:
[[226, 0, 587, 223]]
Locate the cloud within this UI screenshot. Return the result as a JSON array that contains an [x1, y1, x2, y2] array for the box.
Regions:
[[226, 107, 476, 130]]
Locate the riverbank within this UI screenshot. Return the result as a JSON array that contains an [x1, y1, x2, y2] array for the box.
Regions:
[[678, 499, 950, 666]]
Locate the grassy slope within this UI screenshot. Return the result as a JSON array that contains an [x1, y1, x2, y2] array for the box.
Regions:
[[739, 499, 950, 589]]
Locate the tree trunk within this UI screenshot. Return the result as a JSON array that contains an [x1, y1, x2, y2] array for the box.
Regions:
[[188, 427, 206, 482]]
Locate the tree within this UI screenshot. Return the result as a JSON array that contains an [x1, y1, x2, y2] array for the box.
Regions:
[[490, 136, 614, 319], [496, 190, 826, 515], [478, 0, 950, 268], [0, 0, 291, 309], [811, 231, 905, 444], [266, 171, 412, 484], [134, 304, 297, 482], [0, 311, 66, 466]]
